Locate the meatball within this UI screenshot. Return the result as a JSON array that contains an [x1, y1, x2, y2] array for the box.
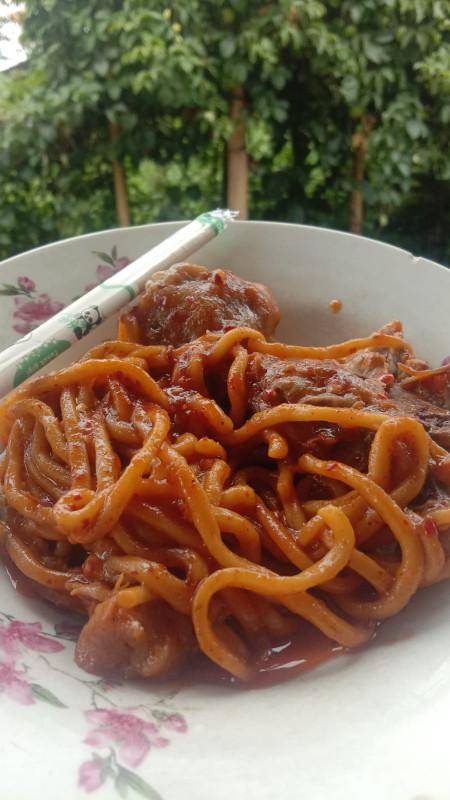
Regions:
[[75, 596, 195, 679], [132, 263, 280, 346]]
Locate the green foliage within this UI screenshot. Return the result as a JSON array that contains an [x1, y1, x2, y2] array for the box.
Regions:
[[0, 0, 448, 263], [128, 152, 223, 224]]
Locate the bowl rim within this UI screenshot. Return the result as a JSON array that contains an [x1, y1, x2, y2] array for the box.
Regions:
[[0, 219, 447, 277]]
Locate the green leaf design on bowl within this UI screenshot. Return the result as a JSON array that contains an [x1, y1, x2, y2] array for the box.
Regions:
[[30, 683, 67, 708]]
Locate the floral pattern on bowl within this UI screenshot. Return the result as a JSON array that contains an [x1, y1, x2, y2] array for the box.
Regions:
[[0, 234, 191, 798], [79, 706, 187, 797], [84, 246, 132, 294], [0, 276, 65, 336], [0, 613, 66, 706], [0, 607, 187, 798], [0, 247, 131, 337]]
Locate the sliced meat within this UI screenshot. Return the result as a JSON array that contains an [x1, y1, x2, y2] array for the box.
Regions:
[[132, 263, 280, 346], [75, 596, 195, 679], [245, 353, 387, 465], [245, 352, 450, 450], [401, 375, 450, 412], [246, 353, 390, 413], [340, 322, 450, 445], [343, 320, 413, 380], [388, 386, 450, 449]]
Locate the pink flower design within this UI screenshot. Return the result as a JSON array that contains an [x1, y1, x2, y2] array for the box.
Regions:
[[0, 620, 65, 659], [154, 710, 188, 733], [13, 324, 30, 335], [13, 293, 65, 334], [96, 263, 115, 283], [0, 624, 20, 660], [114, 256, 131, 271], [78, 759, 106, 793], [0, 660, 34, 705], [84, 708, 169, 768], [17, 276, 35, 292], [85, 252, 132, 293]]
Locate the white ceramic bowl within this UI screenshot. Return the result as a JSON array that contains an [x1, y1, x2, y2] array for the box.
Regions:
[[1, 222, 449, 800]]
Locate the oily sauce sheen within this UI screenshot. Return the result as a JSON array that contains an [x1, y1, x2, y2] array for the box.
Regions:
[[185, 619, 355, 688], [1, 552, 354, 688]]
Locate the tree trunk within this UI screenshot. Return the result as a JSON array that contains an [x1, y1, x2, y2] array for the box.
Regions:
[[227, 91, 248, 219], [109, 122, 130, 227], [350, 114, 374, 234], [350, 139, 365, 235]]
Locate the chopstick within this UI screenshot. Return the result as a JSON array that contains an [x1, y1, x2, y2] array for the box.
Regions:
[[0, 209, 237, 395]]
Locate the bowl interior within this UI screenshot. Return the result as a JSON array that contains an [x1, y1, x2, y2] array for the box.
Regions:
[[1, 220, 448, 362]]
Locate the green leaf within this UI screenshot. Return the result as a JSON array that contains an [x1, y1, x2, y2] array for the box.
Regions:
[[440, 105, 450, 124], [30, 683, 67, 708], [115, 771, 129, 799], [364, 41, 385, 64], [340, 75, 359, 104], [107, 83, 121, 101], [405, 119, 426, 139], [111, 244, 118, 261], [92, 250, 115, 266], [219, 38, 235, 59], [116, 766, 163, 800], [0, 284, 21, 296], [349, 6, 363, 22], [272, 105, 287, 123], [229, 62, 247, 84], [95, 60, 109, 77]]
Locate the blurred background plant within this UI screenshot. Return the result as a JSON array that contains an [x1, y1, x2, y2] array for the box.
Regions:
[[0, 0, 449, 263]]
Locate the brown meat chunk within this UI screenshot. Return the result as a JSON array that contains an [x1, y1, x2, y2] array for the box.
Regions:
[[133, 263, 280, 346], [340, 321, 450, 447], [246, 352, 450, 449], [245, 354, 387, 465], [388, 386, 450, 449], [246, 353, 389, 413], [75, 596, 195, 679], [343, 320, 412, 380]]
